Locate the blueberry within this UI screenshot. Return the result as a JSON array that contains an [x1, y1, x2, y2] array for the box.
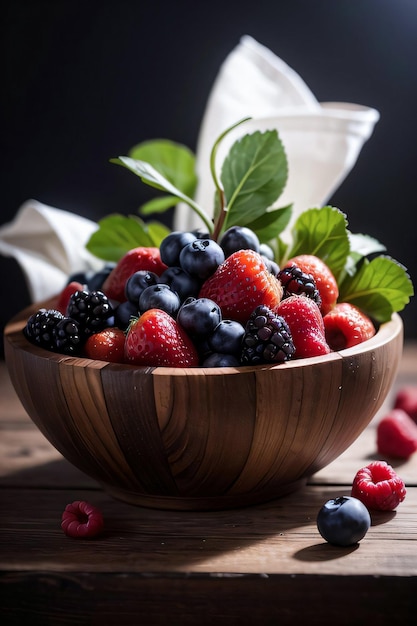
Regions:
[[125, 270, 159, 304], [202, 353, 241, 367], [114, 300, 139, 330], [139, 284, 181, 318], [208, 320, 245, 356], [159, 231, 197, 267], [68, 264, 116, 291], [86, 264, 116, 291], [192, 227, 211, 240], [177, 297, 222, 336], [262, 256, 280, 276], [219, 225, 260, 257], [179, 239, 225, 280], [158, 266, 201, 301], [259, 243, 274, 261], [316, 496, 371, 547]]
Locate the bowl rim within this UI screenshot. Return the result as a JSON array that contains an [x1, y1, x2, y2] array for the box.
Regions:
[[4, 300, 403, 377]]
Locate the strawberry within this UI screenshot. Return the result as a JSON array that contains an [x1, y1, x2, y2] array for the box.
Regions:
[[284, 254, 338, 315], [323, 302, 376, 351], [124, 309, 199, 367], [83, 327, 126, 363], [55, 280, 84, 314], [277, 295, 330, 358], [377, 409, 417, 458], [351, 460, 406, 511], [394, 386, 417, 423], [198, 250, 283, 325], [102, 247, 167, 302]]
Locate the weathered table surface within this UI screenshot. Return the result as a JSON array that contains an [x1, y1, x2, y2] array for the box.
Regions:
[[1, 343, 416, 625]]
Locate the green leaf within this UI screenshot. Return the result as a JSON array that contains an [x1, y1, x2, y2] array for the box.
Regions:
[[349, 232, 386, 257], [338, 255, 414, 322], [139, 195, 179, 215], [146, 220, 171, 245], [285, 206, 350, 280], [112, 156, 213, 233], [341, 232, 387, 279], [128, 139, 197, 200], [85, 213, 167, 262], [244, 204, 292, 243], [220, 130, 288, 230]]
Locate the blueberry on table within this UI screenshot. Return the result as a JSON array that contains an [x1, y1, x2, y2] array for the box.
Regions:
[[316, 496, 371, 547]]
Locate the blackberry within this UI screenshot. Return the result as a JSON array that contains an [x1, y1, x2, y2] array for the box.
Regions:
[[24, 308, 84, 355], [24, 308, 63, 350], [241, 305, 295, 365], [66, 289, 114, 337], [278, 263, 321, 306], [53, 317, 83, 355]]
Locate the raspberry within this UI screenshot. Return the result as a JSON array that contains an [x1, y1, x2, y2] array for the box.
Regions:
[[394, 386, 417, 423], [351, 461, 406, 511], [61, 500, 104, 539], [377, 409, 417, 458], [241, 304, 295, 365]]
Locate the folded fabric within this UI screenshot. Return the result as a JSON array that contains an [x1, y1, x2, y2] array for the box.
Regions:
[[174, 35, 380, 233], [0, 199, 103, 302]]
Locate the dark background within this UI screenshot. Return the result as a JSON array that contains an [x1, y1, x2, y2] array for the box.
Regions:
[[2, 0, 416, 352]]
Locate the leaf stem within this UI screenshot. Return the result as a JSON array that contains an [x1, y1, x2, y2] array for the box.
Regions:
[[209, 117, 251, 240]]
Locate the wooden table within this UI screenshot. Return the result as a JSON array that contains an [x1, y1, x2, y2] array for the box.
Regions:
[[1, 344, 416, 625]]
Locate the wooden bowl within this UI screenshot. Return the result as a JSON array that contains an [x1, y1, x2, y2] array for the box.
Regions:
[[4, 302, 403, 510]]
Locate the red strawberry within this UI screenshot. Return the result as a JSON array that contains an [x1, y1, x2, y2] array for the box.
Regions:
[[284, 254, 338, 315], [198, 250, 283, 325], [124, 309, 199, 367], [61, 500, 104, 539], [323, 302, 376, 351], [377, 409, 417, 458], [55, 280, 84, 314], [83, 327, 126, 363], [102, 247, 167, 302], [276, 295, 330, 358], [394, 386, 417, 423], [351, 460, 406, 511]]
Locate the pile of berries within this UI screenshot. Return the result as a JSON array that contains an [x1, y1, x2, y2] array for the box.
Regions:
[[23, 225, 377, 368]]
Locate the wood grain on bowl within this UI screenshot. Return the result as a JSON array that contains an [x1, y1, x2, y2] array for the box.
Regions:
[[3, 301, 403, 510]]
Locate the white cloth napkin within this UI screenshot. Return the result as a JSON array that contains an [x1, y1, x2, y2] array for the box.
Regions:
[[174, 35, 380, 233], [1, 35, 380, 304], [0, 199, 103, 302]]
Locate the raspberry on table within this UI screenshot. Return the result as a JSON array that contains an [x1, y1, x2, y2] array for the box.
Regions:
[[394, 385, 417, 423], [377, 409, 417, 458], [61, 500, 104, 539], [351, 461, 406, 511]]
